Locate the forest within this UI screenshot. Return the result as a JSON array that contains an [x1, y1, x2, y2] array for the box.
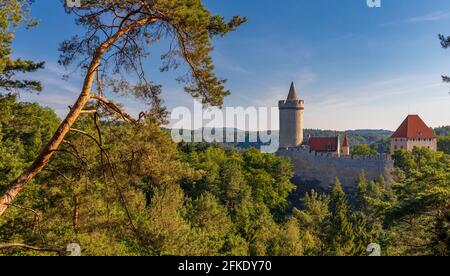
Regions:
[[0, 0, 449, 256], [1, 94, 449, 256]]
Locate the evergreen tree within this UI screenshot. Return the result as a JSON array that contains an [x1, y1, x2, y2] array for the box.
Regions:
[[326, 178, 358, 256], [437, 135, 450, 154], [0, 94, 59, 192], [356, 170, 368, 210], [0, 0, 247, 217], [439, 33, 450, 86], [293, 190, 330, 255], [386, 148, 450, 255], [0, 0, 44, 92], [187, 192, 235, 255]]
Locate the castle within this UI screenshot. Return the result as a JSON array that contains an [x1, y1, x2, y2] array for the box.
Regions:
[[277, 82, 394, 193], [390, 115, 437, 153]]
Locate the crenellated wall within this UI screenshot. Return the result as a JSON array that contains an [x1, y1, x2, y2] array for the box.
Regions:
[[277, 147, 395, 193]]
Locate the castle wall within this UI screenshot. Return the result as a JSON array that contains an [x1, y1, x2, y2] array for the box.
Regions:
[[277, 148, 395, 193]]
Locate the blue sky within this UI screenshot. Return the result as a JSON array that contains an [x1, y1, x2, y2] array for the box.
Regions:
[[11, 0, 450, 131]]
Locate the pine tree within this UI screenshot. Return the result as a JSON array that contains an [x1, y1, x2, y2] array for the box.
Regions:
[[439, 33, 450, 85], [356, 170, 368, 210], [387, 148, 450, 255], [327, 178, 357, 256], [0, 0, 44, 92], [0, 0, 247, 217], [293, 190, 330, 255]]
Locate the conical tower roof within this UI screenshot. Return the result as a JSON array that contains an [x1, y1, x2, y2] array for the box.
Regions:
[[342, 135, 349, 147], [287, 82, 299, 101]]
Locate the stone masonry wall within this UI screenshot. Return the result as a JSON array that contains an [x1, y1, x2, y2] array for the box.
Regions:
[[277, 148, 395, 193]]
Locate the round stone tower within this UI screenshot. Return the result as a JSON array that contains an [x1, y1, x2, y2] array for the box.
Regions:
[[279, 82, 305, 149]]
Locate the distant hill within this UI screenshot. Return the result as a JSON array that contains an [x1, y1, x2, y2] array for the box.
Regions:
[[170, 128, 393, 152], [435, 126, 450, 154], [304, 129, 392, 146], [434, 126, 450, 136]]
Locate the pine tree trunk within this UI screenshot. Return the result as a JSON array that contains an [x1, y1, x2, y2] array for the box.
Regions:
[[0, 17, 155, 217], [73, 195, 80, 232], [0, 58, 97, 216]]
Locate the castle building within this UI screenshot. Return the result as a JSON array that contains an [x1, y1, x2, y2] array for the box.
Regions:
[[308, 136, 341, 155], [277, 82, 393, 192], [341, 135, 350, 156], [390, 115, 437, 153], [278, 82, 305, 149], [279, 82, 350, 155]]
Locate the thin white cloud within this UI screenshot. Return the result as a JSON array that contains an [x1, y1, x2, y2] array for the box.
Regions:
[[251, 84, 294, 108], [382, 11, 450, 27], [294, 68, 318, 84], [300, 73, 450, 130], [13, 61, 82, 95], [214, 52, 251, 74], [310, 74, 446, 109], [407, 11, 450, 23], [38, 75, 81, 95]]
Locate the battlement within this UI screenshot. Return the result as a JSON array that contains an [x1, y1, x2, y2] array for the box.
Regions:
[[278, 146, 392, 161], [278, 100, 305, 110]]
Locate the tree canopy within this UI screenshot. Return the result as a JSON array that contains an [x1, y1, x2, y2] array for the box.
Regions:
[[0, 98, 449, 256], [351, 144, 378, 157]]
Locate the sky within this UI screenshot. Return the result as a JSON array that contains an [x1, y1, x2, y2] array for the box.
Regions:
[[10, 0, 450, 131]]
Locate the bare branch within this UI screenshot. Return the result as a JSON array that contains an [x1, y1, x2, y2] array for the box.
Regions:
[[90, 93, 137, 123], [0, 243, 64, 256], [69, 128, 139, 236], [80, 110, 98, 114], [6, 203, 41, 235]]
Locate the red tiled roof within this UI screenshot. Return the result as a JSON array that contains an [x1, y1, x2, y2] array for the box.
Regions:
[[342, 135, 349, 147], [391, 115, 436, 139], [308, 137, 339, 152]]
